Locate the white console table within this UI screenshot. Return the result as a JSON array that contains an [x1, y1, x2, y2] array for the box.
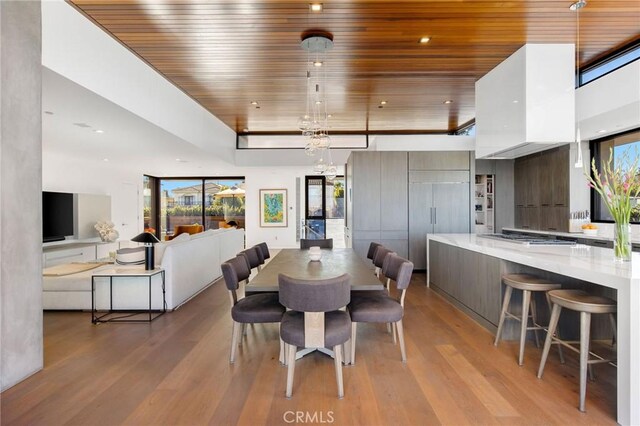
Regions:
[[91, 268, 166, 323], [43, 241, 120, 267]]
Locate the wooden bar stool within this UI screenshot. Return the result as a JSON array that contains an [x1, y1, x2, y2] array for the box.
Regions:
[[494, 273, 562, 366], [537, 289, 617, 412]]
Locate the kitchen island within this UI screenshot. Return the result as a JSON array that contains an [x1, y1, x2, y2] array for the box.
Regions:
[[427, 233, 640, 425]]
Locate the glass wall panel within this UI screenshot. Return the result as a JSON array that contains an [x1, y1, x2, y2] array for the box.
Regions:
[[143, 175, 158, 236], [325, 177, 345, 247], [592, 130, 640, 222], [204, 178, 245, 229], [160, 179, 202, 240]]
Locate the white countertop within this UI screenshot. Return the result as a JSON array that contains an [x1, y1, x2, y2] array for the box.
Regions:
[[428, 233, 639, 290], [502, 226, 640, 244]]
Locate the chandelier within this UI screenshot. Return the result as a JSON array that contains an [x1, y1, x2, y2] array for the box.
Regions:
[[299, 31, 337, 181]]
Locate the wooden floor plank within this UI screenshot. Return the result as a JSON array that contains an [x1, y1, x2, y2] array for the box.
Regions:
[[0, 273, 617, 426]]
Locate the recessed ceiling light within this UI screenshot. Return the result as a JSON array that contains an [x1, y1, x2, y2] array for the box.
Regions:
[[250, 101, 259, 105], [243, 128, 249, 132], [44, 111, 54, 115], [176, 158, 181, 162], [443, 100, 453, 104], [598, 129, 607, 133], [327, 114, 332, 118], [310, 3, 323, 12], [513, 100, 519, 104], [313, 61, 323, 67], [419, 37, 431, 44], [94, 129, 104, 134], [103, 158, 109, 162], [315, 100, 322, 105], [380, 100, 387, 105]]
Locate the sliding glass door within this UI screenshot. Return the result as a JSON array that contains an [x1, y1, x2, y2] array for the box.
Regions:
[[160, 179, 202, 240], [146, 177, 245, 241]]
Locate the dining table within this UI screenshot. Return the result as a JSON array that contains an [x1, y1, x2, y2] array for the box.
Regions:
[[246, 248, 384, 292], [245, 247, 385, 364]]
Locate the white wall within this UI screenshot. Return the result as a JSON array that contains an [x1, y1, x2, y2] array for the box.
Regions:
[[43, 151, 144, 240], [43, 147, 351, 249], [42, 0, 236, 163], [577, 60, 640, 140]]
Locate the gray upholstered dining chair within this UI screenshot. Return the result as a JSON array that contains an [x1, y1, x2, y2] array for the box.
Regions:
[[278, 273, 351, 399], [299, 238, 333, 249], [240, 246, 265, 272], [367, 242, 383, 262], [222, 255, 285, 363], [372, 246, 395, 278], [348, 254, 414, 363], [256, 242, 271, 263]]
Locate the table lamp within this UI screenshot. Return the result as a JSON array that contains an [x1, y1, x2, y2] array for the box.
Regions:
[[131, 232, 161, 270]]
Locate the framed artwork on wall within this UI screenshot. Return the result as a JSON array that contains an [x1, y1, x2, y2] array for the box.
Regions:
[[260, 189, 288, 227]]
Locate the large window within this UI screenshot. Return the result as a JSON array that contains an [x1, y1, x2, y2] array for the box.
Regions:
[[591, 129, 640, 223], [580, 43, 640, 86], [145, 177, 245, 240]]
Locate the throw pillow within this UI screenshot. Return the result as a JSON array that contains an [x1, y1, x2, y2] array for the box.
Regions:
[[115, 247, 145, 265]]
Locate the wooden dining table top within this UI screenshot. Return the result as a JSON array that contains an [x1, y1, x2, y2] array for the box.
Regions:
[[246, 248, 384, 292]]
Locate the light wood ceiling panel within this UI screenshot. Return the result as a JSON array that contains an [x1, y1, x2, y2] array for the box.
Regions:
[[69, 0, 640, 133]]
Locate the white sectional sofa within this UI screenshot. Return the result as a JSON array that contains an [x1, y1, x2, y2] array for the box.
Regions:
[[43, 228, 245, 310]]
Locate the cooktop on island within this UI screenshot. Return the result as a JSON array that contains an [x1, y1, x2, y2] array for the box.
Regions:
[[477, 233, 577, 246]]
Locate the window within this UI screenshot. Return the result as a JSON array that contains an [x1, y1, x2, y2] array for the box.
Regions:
[[590, 129, 640, 223], [455, 123, 475, 136], [580, 43, 640, 86], [148, 177, 245, 240], [143, 175, 158, 236]]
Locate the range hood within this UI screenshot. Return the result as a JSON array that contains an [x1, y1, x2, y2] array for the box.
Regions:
[[475, 44, 576, 159]]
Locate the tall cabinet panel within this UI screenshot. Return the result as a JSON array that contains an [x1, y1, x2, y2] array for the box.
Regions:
[[352, 152, 381, 232], [409, 170, 471, 269], [409, 176, 434, 269], [513, 146, 569, 231], [347, 151, 471, 266], [380, 152, 409, 257], [433, 183, 471, 233], [346, 152, 408, 260]]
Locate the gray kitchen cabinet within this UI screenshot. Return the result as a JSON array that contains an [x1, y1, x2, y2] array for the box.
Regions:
[[429, 239, 502, 326], [352, 152, 381, 232], [409, 151, 470, 171], [380, 152, 409, 236], [514, 147, 569, 232], [523, 155, 540, 207], [551, 147, 569, 206], [346, 151, 408, 260], [348, 151, 471, 267], [409, 170, 470, 269]]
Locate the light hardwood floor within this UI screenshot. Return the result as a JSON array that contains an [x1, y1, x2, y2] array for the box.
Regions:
[[1, 273, 616, 425]]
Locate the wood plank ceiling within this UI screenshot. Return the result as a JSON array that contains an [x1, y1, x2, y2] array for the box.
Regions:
[[69, 0, 640, 134]]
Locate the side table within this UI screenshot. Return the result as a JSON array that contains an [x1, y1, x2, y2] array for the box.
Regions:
[[91, 267, 166, 323]]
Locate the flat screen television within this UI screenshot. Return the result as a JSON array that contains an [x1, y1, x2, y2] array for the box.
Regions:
[[43, 191, 74, 242]]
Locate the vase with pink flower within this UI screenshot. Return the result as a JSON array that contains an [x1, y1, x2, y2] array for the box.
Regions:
[[586, 148, 640, 262]]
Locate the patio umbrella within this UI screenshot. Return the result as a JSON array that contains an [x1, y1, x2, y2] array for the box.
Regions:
[[214, 186, 245, 213]]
